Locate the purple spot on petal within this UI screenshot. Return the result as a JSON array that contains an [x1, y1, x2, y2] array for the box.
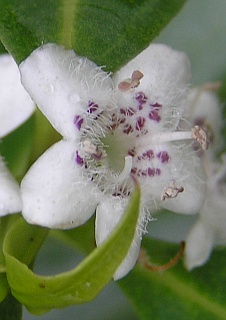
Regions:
[[143, 149, 154, 159], [120, 107, 136, 116], [123, 123, 134, 134], [157, 151, 170, 163], [119, 117, 126, 124], [128, 148, 136, 157], [150, 102, 162, 109], [120, 108, 126, 115], [87, 101, 99, 114], [147, 168, 155, 176], [147, 167, 161, 176], [131, 167, 137, 175], [137, 150, 154, 162], [155, 168, 161, 175], [127, 107, 136, 116], [75, 151, 84, 166], [74, 115, 83, 131], [135, 92, 147, 110], [135, 116, 146, 130], [149, 103, 162, 122], [149, 110, 161, 122]]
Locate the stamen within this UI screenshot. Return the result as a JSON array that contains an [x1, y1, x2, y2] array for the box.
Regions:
[[138, 126, 208, 150], [113, 155, 133, 183], [191, 125, 209, 150], [138, 241, 185, 272], [118, 70, 144, 92], [131, 70, 144, 82], [161, 181, 184, 201]]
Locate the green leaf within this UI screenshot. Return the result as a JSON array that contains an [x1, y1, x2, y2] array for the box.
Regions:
[[3, 186, 140, 314], [0, 115, 35, 180], [0, 40, 6, 54], [27, 108, 61, 166], [50, 216, 96, 256], [0, 0, 186, 70], [4, 219, 48, 267], [0, 216, 21, 303], [0, 215, 20, 272], [0, 293, 22, 320], [118, 237, 226, 320], [0, 274, 9, 303]]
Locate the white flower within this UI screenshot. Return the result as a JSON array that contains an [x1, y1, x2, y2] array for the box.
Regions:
[[185, 85, 226, 270], [19, 43, 206, 279], [0, 54, 35, 138], [0, 54, 35, 216]]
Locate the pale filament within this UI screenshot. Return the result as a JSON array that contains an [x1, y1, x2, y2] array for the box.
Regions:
[[138, 126, 208, 150]]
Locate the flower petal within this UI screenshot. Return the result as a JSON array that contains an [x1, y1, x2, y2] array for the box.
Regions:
[[21, 140, 102, 229], [185, 219, 213, 270], [187, 87, 223, 156], [113, 44, 191, 132], [0, 54, 35, 138], [0, 158, 22, 216], [19, 43, 114, 140], [141, 143, 206, 215], [95, 197, 141, 280]]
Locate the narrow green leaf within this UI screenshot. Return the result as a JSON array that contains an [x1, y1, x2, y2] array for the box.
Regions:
[[0, 293, 22, 320], [0, 215, 20, 272], [0, 216, 21, 303], [4, 219, 48, 267], [0, 0, 186, 70], [118, 237, 226, 320], [3, 186, 140, 314]]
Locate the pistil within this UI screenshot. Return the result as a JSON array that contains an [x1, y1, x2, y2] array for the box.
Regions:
[[112, 155, 133, 184]]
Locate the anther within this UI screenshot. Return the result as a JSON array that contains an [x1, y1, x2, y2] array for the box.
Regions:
[[161, 181, 184, 201], [118, 70, 144, 92], [191, 125, 209, 150]]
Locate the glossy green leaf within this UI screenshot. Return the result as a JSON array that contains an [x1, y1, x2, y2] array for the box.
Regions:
[[3, 185, 140, 314], [0, 0, 186, 70], [0, 293, 22, 320], [119, 237, 226, 320]]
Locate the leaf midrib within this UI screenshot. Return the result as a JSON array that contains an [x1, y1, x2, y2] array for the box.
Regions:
[[59, 0, 78, 47], [145, 269, 226, 319]]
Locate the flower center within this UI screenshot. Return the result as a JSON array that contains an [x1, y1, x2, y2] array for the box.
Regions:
[[73, 71, 208, 198]]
